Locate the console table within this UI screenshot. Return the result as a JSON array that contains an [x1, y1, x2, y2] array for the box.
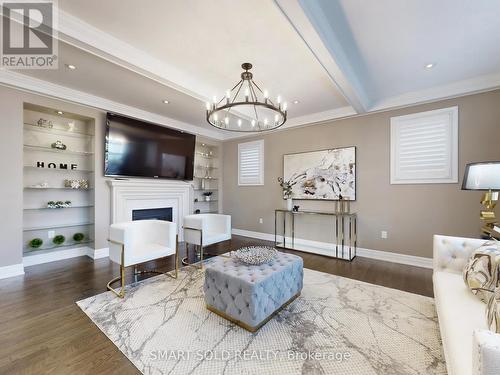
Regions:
[[274, 209, 357, 261]]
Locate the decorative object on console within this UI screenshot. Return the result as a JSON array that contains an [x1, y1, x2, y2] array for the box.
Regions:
[[334, 194, 351, 213], [487, 288, 500, 333], [73, 233, 85, 242], [51, 140, 67, 150], [205, 63, 287, 132], [232, 246, 277, 265], [278, 177, 293, 210], [64, 179, 89, 190], [283, 146, 356, 200], [203, 191, 213, 202], [462, 161, 500, 239], [52, 235, 65, 245], [29, 238, 43, 248], [462, 240, 500, 302]]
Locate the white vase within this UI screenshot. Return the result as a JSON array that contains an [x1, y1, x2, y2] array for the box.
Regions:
[[286, 198, 293, 211]]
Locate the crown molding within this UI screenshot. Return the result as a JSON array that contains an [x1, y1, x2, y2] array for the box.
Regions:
[[371, 72, 500, 111], [0, 70, 224, 140]]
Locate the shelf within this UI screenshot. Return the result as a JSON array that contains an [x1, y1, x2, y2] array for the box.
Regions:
[[194, 200, 218, 203], [24, 239, 94, 253], [196, 153, 215, 159], [193, 188, 218, 191], [24, 145, 94, 156], [193, 176, 218, 180], [24, 205, 94, 211], [24, 166, 94, 173], [24, 187, 93, 190], [23, 222, 94, 231], [195, 166, 218, 169], [24, 123, 94, 138]]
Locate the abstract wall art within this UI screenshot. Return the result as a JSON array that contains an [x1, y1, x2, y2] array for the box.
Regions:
[[283, 146, 356, 200]]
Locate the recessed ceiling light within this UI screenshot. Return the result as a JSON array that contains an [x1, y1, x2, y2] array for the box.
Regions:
[[65, 64, 76, 70], [56, 110, 63, 115], [162, 99, 170, 104], [202, 143, 205, 146], [425, 63, 435, 69], [293, 100, 300, 104]]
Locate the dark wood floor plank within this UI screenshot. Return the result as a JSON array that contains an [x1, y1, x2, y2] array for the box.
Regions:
[[0, 235, 433, 374]]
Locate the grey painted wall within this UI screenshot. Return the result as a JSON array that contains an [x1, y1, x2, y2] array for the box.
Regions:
[[222, 90, 500, 258]]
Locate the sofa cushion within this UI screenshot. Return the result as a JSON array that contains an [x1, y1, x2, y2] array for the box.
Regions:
[[434, 271, 488, 375], [463, 241, 500, 302]]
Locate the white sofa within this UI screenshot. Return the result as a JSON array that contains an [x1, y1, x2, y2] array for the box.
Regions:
[[433, 235, 500, 375]]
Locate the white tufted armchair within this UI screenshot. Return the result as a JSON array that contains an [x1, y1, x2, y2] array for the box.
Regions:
[[183, 214, 231, 266], [433, 235, 500, 375], [107, 220, 179, 298]]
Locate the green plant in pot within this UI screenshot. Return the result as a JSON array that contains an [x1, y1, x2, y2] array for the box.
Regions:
[[53, 235, 65, 246], [29, 238, 43, 248], [73, 233, 85, 242]]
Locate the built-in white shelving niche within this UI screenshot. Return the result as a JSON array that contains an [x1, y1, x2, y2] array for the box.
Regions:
[[192, 141, 221, 214], [22, 103, 96, 259]]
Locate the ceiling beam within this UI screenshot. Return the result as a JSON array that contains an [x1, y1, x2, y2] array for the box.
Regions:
[[274, 0, 371, 113]]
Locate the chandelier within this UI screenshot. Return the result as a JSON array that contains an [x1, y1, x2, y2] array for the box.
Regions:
[[205, 63, 287, 132]]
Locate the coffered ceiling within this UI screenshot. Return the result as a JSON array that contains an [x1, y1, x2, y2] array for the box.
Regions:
[[1, 0, 499, 140]]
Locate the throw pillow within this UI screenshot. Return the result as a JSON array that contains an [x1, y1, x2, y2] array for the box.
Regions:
[[486, 288, 500, 333], [463, 241, 500, 302]]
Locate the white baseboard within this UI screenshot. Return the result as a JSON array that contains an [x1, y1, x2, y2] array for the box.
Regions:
[[23, 246, 93, 267], [87, 247, 109, 259], [232, 228, 433, 269], [0, 263, 25, 279]]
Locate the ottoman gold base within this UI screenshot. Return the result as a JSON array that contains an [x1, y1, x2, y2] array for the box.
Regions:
[[206, 292, 301, 332]]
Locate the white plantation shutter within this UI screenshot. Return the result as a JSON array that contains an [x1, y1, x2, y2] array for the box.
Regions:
[[238, 140, 264, 185], [391, 106, 458, 184]]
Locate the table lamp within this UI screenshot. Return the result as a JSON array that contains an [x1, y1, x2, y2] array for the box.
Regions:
[[462, 161, 500, 239]]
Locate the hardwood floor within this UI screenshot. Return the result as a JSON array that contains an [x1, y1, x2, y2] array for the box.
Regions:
[[0, 235, 433, 374]]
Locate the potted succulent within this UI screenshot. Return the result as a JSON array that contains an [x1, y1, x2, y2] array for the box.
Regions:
[[73, 233, 85, 242], [203, 191, 213, 202], [278, 177, 293, 211], [53, 235, 65, 246], [29, 238, 43, 249], [64, 200, 72, 208], [47, 201, 56, 209]]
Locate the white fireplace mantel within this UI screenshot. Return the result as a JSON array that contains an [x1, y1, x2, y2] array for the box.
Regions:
[[107, 179, 193, 241]]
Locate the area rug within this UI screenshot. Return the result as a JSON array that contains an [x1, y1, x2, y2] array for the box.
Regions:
[[77, 264, 446, 375]]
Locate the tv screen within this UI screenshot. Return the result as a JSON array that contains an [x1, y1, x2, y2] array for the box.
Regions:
[[105, 113, 195, 180]]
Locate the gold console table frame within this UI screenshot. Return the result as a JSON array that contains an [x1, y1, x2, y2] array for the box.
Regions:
[[274, 209, 357, 261]]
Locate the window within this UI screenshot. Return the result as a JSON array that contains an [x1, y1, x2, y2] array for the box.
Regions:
[[390, 106, 458, 184], [238, 140, 264, 186]]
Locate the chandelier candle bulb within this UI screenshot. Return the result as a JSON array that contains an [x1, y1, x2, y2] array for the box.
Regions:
[[205, 102, 210, 111], [251, 119, 256, 127], [238, 119, 242, 127], [283, 102, 288, 111], [224, 117, 229, 126], [245, 88, 250, 101]]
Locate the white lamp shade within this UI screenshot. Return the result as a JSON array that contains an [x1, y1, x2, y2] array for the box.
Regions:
[[462, 162, 500, 190]]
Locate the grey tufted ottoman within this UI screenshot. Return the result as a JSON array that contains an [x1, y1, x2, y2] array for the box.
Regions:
[[203, 251, 303, 332]]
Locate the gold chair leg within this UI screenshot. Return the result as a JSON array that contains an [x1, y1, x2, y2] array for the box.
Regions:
[[166, 235, 179, 279]]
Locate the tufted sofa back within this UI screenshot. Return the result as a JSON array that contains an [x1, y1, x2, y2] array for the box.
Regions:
[[433, 235, 486, 274]]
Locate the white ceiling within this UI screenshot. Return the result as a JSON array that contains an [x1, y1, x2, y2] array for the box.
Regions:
[[2, 0, 499, 140]]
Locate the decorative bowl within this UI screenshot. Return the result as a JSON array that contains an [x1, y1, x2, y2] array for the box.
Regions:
[[232, 246, 277, 265]]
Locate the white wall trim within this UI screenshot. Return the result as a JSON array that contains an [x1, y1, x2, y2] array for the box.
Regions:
[[232, 228, 432, 269], [0, 70, 223, 140], [88, 247, 109, 260], [0, 263, 25, 279]]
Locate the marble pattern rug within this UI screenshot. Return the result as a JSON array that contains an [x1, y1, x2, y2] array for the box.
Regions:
[[77, 265, 446, 375]]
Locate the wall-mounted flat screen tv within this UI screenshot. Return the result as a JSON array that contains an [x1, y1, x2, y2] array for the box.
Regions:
[[105, 113, 195, 180]]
